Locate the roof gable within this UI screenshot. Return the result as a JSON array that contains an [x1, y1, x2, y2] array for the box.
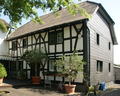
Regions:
[[6, 1, 117, 45], [0, 19, 12, 28], [7, 1, 97, 40]]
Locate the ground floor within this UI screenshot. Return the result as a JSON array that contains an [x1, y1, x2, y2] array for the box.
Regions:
[[0, 60, 23, 79]]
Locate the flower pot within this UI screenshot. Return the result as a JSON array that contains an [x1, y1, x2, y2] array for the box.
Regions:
[[20, 77, 24, 80], [0, 77, 3, 84], [58, 74, 61, 77], [64, 84, 76, 94], [54, 74, 57, 76], [32, 76, 41, 84], [51, 74, 54, 76], [0, 91, 10, 96]]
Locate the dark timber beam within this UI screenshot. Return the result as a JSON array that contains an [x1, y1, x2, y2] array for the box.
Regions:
[[83, 20, 90, 84]]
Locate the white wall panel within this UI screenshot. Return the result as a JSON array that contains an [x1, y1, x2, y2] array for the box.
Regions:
[[27, 71, 30, 79], [72, 39, 75, 50], [64, 40, 70, 51], [57, 44, 62, 52], [45, 33, 48, 41], [72, 26, 77, 37], [50, 45, 55, 53], [64, 27, 70, 38], [76, 38, 83, 50], [28, 36, 31, 45]]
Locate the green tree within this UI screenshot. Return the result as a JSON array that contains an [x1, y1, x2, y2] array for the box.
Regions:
[[54, 51, 86, 85], [21, 48, 48, 77], [0, 0, 89, 32]]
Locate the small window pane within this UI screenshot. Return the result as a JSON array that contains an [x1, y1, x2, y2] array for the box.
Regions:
[[12, 41, 17, 50], [50, 34, 55, 44], [23, 38, 27, 48], [109, 42, 111, 50], [97, 33, 99, 45], [57, 32, 63, 43], [97, 60, 103, 72]]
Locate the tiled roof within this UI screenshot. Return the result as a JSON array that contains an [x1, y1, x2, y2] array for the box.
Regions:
[[6, 1, 98, 40], [0, 19, 12, 28]]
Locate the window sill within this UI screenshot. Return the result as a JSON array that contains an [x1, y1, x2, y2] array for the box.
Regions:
[[96, 71, 102, 74]]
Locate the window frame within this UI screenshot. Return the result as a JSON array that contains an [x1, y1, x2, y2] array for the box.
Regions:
[[12, 41, 17, 50], [97, 60, 103, 72], [109, 42, 111, 50], [49, 30, 63, 45], [23, 38, 28, 48], [97, 33, 100, 45], [57, 32, 63, 44], [49, 60, 54, 71], [49, 32, 55, 45]]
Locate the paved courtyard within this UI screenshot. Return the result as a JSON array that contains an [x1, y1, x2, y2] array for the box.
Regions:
[[1, 79, 120, 96], [1, 86, 85, 96]]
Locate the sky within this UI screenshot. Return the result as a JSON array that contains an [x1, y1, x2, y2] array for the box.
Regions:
[[0, 0, 120, 64]]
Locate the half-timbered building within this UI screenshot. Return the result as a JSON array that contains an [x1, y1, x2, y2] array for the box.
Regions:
[[5, 1, 117, 90]]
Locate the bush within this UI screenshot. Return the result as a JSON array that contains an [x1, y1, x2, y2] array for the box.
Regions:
[[0, 63, 7, 77], [19, 69, 25, 77]]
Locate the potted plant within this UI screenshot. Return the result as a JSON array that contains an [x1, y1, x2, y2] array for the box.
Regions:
[[21, 48, 48, 84], [0, 63, 7, 84], [0, 91, 10, 96], [54, 51, 86, 94], [19, 69, 26, 80]]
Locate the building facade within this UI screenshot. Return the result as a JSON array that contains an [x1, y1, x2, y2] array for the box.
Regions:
[[5, 1, 117, 88]]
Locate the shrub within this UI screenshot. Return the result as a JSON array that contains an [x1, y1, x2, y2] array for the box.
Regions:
[[0, 63, 7, 77]]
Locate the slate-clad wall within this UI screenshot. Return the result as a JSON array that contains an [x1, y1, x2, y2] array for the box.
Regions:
[[88, 11, 114, 85]]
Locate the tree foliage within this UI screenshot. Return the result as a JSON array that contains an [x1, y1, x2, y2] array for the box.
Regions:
[[0, 63, 7, 77], [0, 0, 89, 31], [54, 51, 86, 85], [21, 48, 48, 76]]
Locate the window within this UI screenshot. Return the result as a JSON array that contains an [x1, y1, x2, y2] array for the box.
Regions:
[[49, 60, 54, 71], [49, 31, 63, 45], [49, 33, 55, 44], [23, 38, 28, 48], [97, 33, 99, 45], [12, 41, 17, 50], [97, 60, 103, 72], [109, 63, 111, 72], [57, 32, 63, 43], [109, 42, 111, 50]]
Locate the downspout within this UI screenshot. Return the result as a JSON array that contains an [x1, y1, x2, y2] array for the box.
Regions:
[[86, 24, 90, 82], [83, 19, 90, 83]]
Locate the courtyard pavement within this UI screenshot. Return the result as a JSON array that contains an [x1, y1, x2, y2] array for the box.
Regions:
[[0, 78, 120, 96], [0, 84, 120, 96]]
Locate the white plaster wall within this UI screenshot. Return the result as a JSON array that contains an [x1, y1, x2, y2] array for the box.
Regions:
[[50, 45, 55, 53], [0, 30, 8, 55], [72, 26, 77, 37], [56, 44, 62, 52], [64, 27, 70, 38], [64, 40, 70, 51], [28, 36, 31, 45]]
